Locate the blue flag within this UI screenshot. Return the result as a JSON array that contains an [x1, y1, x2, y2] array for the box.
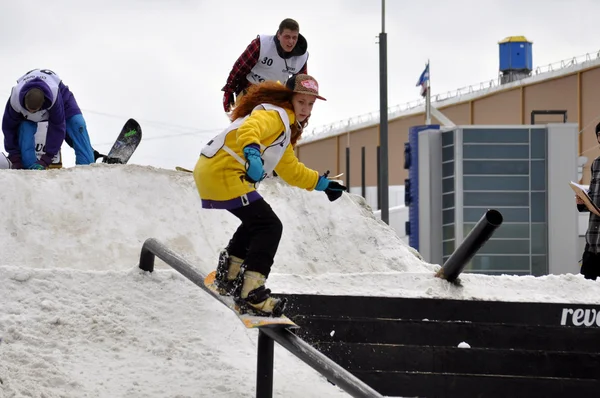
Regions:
[[416, 63, 429, 97]]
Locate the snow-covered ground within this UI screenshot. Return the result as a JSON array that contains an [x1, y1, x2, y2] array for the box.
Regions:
[[2, 165, 600, 397]]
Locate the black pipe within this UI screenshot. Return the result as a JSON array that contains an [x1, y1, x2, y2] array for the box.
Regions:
[[256, 330, 274, 398], [346, 147, 351, 189], [436, 209, 503, 282], [361, 146, 366, 199]]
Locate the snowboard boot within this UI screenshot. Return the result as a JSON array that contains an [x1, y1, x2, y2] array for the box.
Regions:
[[233, 268, 286, 317], [214, 249, 244, 296]]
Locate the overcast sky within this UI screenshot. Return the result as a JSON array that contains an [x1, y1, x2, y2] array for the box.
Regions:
[[1, 0, 598, 169]]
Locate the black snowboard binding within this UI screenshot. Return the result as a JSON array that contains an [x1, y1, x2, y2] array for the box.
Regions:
[[232, 265, 287, 317], [214, 249, 234, 295], [214, 249, 244, 296]]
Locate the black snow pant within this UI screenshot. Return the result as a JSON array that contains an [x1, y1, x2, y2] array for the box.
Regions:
[[581, 250, 600, 280], [226, 198, 283, 278]]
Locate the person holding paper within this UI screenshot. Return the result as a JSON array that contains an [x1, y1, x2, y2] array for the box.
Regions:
[[575, 122, 600, 280]]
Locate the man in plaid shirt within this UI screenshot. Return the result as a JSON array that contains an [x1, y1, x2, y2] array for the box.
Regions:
[[221, 18, 309, 112], [576, 122, 600, 280]]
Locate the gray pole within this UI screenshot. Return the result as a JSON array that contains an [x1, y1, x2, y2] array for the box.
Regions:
[[379, 0, 389, 224]]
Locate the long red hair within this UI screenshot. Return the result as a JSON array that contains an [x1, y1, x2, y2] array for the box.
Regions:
[[231, 81, 309, 146]]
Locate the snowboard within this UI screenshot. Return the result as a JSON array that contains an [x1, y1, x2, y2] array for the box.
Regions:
[[203, 271, 298, 329], [102, 118, 142, 164]]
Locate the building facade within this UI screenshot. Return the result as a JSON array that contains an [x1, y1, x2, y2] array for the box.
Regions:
[[415, 124, 579, 276], [296, 57, 600, 191]]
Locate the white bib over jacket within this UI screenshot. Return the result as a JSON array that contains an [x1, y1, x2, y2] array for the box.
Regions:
[[246, 35, 308, 85], [9, 69, 61, 122], [201, 103, 291, 175]]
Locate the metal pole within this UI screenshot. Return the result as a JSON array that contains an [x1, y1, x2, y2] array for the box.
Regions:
[[256, 330, 274, 398], [346, 147, 351, 190], [361, 146, 366, 199], [379, 0, 389, 224], [381, 0, 385, 31], [377, 146, 381, 211], [425, 59, 431, 124]]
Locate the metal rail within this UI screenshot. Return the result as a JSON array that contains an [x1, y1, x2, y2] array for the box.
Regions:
[[138, 238, 383, 398]]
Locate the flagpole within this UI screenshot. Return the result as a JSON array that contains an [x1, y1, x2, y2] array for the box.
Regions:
[[425, 59, 431, 125]]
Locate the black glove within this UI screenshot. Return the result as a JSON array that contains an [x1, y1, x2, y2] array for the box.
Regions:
[[315, 170, 347, 202], [324, 181, 347, 202]]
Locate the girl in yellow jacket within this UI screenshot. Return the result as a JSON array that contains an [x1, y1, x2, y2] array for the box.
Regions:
[[194, 74, 346, 317]]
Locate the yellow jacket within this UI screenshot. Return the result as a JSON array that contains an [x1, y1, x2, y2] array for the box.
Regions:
[[194, 105, 320, 208]]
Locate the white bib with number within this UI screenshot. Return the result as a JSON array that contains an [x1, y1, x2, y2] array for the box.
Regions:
[[9, 69, 61, 122], [246, 35, 308, 85]]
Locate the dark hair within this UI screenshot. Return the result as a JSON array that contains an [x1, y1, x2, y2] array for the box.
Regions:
[[231, 81, 307, 146], [278, 18, 299, 33], [24, 88, 45, 111], [596, 122, 600, 136]]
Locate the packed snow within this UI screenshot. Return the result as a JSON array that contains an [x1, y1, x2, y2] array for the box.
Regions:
[[2, 164, 600, 397]]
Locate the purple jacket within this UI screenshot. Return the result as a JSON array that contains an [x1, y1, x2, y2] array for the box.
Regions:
[[2, 78, 81, 159]]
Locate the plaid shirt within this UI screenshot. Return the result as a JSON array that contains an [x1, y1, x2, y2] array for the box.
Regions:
[[581, 157, 600, 253], [222, 36, 308, 96]]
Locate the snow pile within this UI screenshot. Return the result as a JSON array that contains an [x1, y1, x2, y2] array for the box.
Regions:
[[1, 164, 600, 397]]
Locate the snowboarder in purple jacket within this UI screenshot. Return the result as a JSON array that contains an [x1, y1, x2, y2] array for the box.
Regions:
[[2, 69, 99, 169]]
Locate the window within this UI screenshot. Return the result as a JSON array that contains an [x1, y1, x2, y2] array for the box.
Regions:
[[531, 160, 546, 190], [442, 146, 454, 161], [442, 177, 454, 193], [442, 162, 454, 178], [463, 128, 529, 143], [440, 127, 549, 276], [463, 144, 529, 159], [531, 223, 547, 254], [443, 240, 455, 257], [531, 255, 548, 276], [531, 129, 546, 159], [442, 193, 454, 208], [442, 224, 454, 240], [466, 255, 531, 271], [464, 192, 529, 207], [442, 130, 454, 146], [443, 209, 455, 224], [478, 239, 531, 255], [463, 176, 529, 191], [531, 192, 546, 222], [464, 160, 529, 175]]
